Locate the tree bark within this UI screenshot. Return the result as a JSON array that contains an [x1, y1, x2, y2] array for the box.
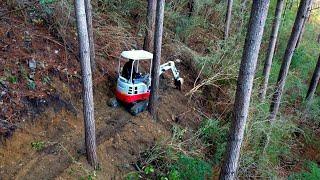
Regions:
[[148, 0, 165, 120], [259, 0, 285, 101], [188, 0, 194, 17], [84, 0, 96, 71], [296, 0, 313, 49], [269, 0, 311, 122], [143, 0, 157, 52], [224, 0, 233, 39], [219, 1, 270, 179], [74, 0, 98, 168], [306, 54, 320, 101]]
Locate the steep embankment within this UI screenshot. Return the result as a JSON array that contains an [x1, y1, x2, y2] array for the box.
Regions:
[[0, 3, 217, 179]]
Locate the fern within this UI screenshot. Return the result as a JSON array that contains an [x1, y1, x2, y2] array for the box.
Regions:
[[169, 154, 212, 180], [289, 162, 320, 180]]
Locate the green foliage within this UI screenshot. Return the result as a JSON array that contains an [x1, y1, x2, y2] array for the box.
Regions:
[[289, 162, 320, 180], [169, 154, 212, 180], [168, 169, 180, 180], [291, 48, 312, 70], [199, 119, 229, 165], [42, 76, 51, 85], [125, 172, 140, 180], [27, 79, 36, 90], [171, 125, 187, 141], [143, 165, 155, 175], [199, 119, 221, 141], [164, 0, 222, 42], [80, 171, 97, 180], [31, 141, 45, 151], [127, 123, 214, 179], [9, 0, 320, 179], [95, 0, 143, 28], [305, 97, 320, 124], [239, 109, 299, 178], [39, 0, 56, 5], [8, 75, 18, 84], [99, 0, 144, 16], [4, 70, 18, 84]]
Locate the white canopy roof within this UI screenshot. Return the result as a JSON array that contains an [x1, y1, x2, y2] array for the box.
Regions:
[[121, 50, 153, 60]]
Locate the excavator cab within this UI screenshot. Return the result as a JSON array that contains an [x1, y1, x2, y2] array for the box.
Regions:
[[115, 50, 153, 105], [109, 50, 183, 115]]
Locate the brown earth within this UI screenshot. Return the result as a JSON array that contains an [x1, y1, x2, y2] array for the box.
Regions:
[[0, 73, 207, 179], [0, 4, 222, 179]]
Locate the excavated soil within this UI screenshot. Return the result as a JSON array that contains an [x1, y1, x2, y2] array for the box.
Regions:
[[0, 10, 209, 180], [0, 78, 205, 179]]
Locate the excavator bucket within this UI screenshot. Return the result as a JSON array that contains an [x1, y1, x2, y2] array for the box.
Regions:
[[174, 78, 184, 91]]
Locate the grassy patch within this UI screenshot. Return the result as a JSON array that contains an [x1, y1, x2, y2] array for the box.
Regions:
[[31, 141, 45, 151], [289, 162, 320, 180]]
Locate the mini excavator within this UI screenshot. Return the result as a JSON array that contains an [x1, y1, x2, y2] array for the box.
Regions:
[[108, 50, 183, 115]]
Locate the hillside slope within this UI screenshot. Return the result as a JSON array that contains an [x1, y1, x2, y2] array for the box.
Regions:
[[0, 2, 218, 179]]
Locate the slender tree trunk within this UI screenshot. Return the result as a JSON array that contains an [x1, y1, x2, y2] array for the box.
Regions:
[[148, 0, 165, 119], [259, 0, 285, 101], [306, 54, 320, 101], [188, 0, 195, 17], [219, 1, 270, 179], [143, 0, 157, 52], [296, 0, 313, 48], [84, 0, 96, 71], [269, 0, 311, 122], [74, 0, 98, 168], [224, 0, 233, 39]]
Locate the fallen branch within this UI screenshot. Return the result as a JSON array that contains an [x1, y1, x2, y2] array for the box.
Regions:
[[186, 73, 236, 96]]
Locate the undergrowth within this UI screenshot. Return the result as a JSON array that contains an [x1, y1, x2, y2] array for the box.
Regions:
[[115, 0, 320, 178], [126, 119, 229, 179], [289, 162, 320, 180], [3, 0, 320, 179]]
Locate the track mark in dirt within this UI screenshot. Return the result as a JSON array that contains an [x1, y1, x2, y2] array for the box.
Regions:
[[14, 111, 132, 179], [77, 112, 132, 154], [15, 143, 72, 180], [97, 112, 131, 145]]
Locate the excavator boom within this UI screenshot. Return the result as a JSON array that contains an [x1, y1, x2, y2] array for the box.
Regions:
[[159, 61, 184, 90]]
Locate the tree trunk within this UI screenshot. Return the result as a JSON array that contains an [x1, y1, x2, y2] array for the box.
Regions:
[[84, 0, 96, 71], [148, 0, 165, 120], [269, 0, 311, 122], [224, 0, 233, 39], [143, 0, 157, 52], [188, 0, 195, 17], [296, 0, 313, 48], [219, 1, 270, 179], [74, 0, 98, 168], [259, 0, 285, 101], [306, 54, 320, 101]]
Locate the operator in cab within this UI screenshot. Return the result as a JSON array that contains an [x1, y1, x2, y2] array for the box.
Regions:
[[122, 59, 137, 80], [122, 59, 147, 83]]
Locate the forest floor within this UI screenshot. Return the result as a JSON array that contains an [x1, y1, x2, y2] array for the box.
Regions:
[[1, 2, 320, 179], [0, 5, 217, 179]]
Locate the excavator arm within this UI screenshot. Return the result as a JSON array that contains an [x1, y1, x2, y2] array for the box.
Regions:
[[159, 61, 184, 90]]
